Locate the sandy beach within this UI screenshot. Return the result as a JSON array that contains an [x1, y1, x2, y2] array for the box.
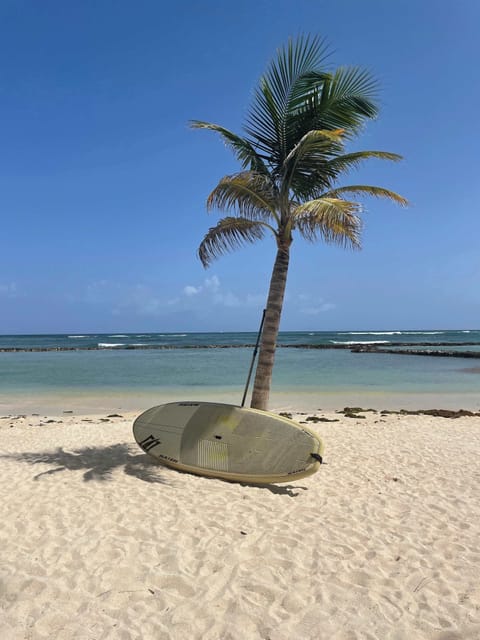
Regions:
[[1, 407, 480, 639]]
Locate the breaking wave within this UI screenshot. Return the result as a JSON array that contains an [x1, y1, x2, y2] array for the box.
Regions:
[[98, 343, 125, 348], [330, 340, 390, 345], [339, 331, 446, 336]]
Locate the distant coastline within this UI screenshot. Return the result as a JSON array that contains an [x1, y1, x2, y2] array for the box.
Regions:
[[2, 340, 480, 359]]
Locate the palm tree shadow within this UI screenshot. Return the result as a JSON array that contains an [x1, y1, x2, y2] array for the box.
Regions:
[[0, 443, 168, 484]]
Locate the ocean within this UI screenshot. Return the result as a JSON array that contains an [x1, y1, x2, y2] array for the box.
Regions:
[[1, 330, 479, 414]]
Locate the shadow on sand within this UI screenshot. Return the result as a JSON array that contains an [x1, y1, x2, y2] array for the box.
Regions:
[[2, 445, 311, 495], [0, 443, 168, 484]]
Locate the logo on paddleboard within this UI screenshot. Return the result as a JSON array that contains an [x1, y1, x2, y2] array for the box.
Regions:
[[138, 434, 162, 452]]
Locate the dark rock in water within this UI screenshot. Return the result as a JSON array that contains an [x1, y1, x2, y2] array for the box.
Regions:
[[279, 412, 293, 419], [351, 345, 480, 359], [344, 413, 366, 419], [306, 416, 339, 423], [107, 414, 123, 418], [1, 339, 480, 354]]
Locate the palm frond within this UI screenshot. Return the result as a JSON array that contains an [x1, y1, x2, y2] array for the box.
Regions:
[[198, 217, 271, 267], [281, 66, 379, 153], [282, 129, 345, 196], [207, 172, 279, 223], [245, 35, 331, 159], [287, 149, 404, 201], [283, 128, 345, 166], [292, 197, 363, 248], [315, 66, 379, 135], [324, 150, 403, 176], [190, 121, 269, 174], [323, 185, 408, 206]]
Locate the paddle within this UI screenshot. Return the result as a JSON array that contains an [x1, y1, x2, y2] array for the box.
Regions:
[[241, 309, 266, 407]]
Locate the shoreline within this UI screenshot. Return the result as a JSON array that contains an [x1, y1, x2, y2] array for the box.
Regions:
[[2, 388, 480, 416], [3, 404, 480, 421], [1, 409, 479, 638], [3, 407, 480, 424]]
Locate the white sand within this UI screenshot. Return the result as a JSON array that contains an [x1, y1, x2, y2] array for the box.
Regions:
[[1, 409, 480, 639]]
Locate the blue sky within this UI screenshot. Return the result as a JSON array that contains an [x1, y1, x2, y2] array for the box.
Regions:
[[1, 0, 479, 333]]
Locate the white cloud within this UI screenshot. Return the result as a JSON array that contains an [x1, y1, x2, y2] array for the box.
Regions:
[[72, 274, 266, 320], [182, 276, 220, 297], [204, 275, 220, 292], [183, 285, 202, 296], [176, 274, 264, 310]]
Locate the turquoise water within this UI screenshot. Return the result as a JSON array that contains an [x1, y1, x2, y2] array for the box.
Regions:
[[1, 331, 479, 413]]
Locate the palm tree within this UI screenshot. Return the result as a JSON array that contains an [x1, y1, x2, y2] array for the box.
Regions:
[[192, 35, 407, 411]]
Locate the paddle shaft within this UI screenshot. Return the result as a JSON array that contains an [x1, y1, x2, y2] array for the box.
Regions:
[[241, 309, 266, 407]]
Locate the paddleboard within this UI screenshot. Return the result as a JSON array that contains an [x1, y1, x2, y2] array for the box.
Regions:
[[133, 401, 324, 484]]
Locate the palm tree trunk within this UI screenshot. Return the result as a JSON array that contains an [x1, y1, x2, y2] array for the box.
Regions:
[[250, 243, 290, 410]]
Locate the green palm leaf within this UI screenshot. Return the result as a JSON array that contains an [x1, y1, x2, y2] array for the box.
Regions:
[[245, 35, 331, 160], [284, 66, 378, 151], [198, 217, 272, 267], [315, 66, 379, 135], [324, 150, 403, 177], [282, 128, 345, 196], [190, 121, 269, 174]]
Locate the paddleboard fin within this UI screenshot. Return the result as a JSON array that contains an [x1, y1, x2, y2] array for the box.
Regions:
[[310, 453, 323, 464]]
